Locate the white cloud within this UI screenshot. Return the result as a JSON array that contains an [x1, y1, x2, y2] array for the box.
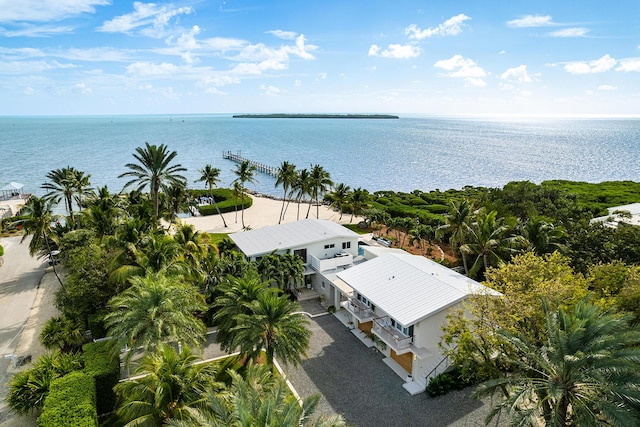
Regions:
[[500, 65, 533, 82], [507, 14, 553, 28], [405, 14, 471, 40], [266, 30, 297, 40], [368, 43, 420, 59], [0, 0, 109, 22], [616, 58, 640, 72], [24, 86, 35, 95], [564, 54, 616, 74], [126, 62, 179, 76], [597, 85, 617, 91], [434, 54, 487, 87], [548, 27, 589, 37], [294, 79, 301, 87], [260, 84, 282, 96], [317, 72, 327, 80], [283, 34, 316, 60], [0, 24, 74, 37], [97, 2, 193, 37], [229, 34, 315, 75], [75, 82, 92, 94]]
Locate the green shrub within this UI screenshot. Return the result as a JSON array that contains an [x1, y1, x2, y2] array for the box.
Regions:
[[6, 352, 83, 415], [83, 341, 120, 415], [199, 195, 252, 215], [0, 244, 4, 257], [87, 310, 108, 339], [38, 371, 98, 427], [425, 369, 470, 397], [327, 305, 336, 313]]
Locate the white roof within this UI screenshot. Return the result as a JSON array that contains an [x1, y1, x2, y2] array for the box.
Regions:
[[1, 182, 24, 191], [337, 253, 499, 326], [360, 245, 407, 258], [229, 219, 359, 257]]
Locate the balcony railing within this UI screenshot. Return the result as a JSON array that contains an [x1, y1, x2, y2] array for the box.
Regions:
[[309, 251, 353, 272], [341, 298, 375, 322], [372, 317, 413, 352]]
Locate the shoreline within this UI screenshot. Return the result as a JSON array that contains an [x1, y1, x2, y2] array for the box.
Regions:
[[183, 193, 362, 234]]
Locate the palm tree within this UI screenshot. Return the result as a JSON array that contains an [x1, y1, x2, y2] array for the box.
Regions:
[[119, 142, 187, 218], [80, 185, 124, 239], [437, 199, 473, 274], [115, 344, 219, 426], [349, 187, 369, 222], [232, 292, 311, 366], [39, 316, 85, 353], [522, 216, 567, 255], [166, 362, 346, 427], [196, 164, 228, 227], [474, 300, 640, 426], [410, 224, 435, 256], [163, 181, 189, 223], [460, 208, 522, 279], [212, 272, 273, 353], [104, 273, 207, 363], [330, 183, 351, 220], [231, 181, 242, 223], [308, 164, 333, 219], [70, 168, 92, 213], [293, 168, 311, 220], [232, 160, 257, 229], [275, 161, 297, 224], [41, 167, 76, 223]]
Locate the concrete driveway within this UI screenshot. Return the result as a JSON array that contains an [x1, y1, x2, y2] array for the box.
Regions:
[[281, 305, 505, 427]]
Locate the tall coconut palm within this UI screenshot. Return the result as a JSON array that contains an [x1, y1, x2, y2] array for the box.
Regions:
[[70, 168, 92, 213], [115, 344, 219, 426], [460, 208, 522, 279], [330, 183, 351, 220], [41, 166, 81, 225], [293, 168, 311, 220], [196, 164, 228, 227], [232, 292, 311, 366], [474, 300, 640, 426], [275, 161, 297, 224], [410, 224, 435, 256], [15, 196, 60, 257], [231, 181, 242, 223], [232, 160, 257, 229], [349, 187, 369, 222], [80, 185, 124, 239], [163, 181, 189, 223], [119, 142, 187, 218], [437, 199, 473, 274], [104, 273, 206, 363], [307, 164, 333, 219], [522, 216, 567, 255]]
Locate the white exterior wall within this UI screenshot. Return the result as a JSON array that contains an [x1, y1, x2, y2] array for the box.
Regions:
[[410, 300, 465, 382], [248, 235, 358, 263]]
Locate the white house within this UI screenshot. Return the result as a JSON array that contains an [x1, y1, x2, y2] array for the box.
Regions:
[[337, 252, 500, 394], [229, 219, 361, 302]]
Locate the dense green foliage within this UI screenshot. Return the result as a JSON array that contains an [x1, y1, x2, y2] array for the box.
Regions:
[[542, 179, 640, 216], [37, 372, 98, 427], [425, 369, 470, 397], [83, 341, 120, 416], [6, 352, 84, 415]]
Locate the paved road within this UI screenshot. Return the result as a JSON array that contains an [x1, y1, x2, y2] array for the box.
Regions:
[[0, 236, 46, 423]]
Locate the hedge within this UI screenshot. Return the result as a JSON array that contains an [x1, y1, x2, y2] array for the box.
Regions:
[[190, 188, 252, 216], [38, 371, 98, 427], [83, 341, 120, 416]]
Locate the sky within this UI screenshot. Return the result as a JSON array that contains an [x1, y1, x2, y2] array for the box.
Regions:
[[0, 0, 639, 116]]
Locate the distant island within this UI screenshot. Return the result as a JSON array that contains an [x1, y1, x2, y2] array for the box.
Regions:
[[232, 113, 399, 119]]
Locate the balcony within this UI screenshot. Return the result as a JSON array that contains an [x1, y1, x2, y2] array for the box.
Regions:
[[372, 317, 413, 354], [309, 251, 353, 272], [341, 298, 375, 322]]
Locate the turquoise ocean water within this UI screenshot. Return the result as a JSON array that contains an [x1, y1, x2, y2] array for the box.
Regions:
[[1, 115, 639, 198]]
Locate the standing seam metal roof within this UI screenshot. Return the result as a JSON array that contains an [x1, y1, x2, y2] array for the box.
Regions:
[[229, 219, 359, 257], [336, 253, 499, 326]]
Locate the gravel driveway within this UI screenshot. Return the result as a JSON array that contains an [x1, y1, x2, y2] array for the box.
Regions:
[[281, 303, 506, 427]]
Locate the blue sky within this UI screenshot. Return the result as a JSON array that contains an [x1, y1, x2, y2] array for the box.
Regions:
[[1, 0, 639, 116]]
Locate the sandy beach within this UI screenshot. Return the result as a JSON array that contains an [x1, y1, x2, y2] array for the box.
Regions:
[[182, 195, 363, 233]]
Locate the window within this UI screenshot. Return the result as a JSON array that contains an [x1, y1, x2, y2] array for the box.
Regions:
[[342, 241, 351, 249], [321, 281, 325, 289], [294, 248, 307, 263], [324, 243, 335, 249]]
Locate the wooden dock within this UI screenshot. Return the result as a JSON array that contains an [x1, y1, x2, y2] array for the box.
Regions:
[[222, 151, 279, 177]]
